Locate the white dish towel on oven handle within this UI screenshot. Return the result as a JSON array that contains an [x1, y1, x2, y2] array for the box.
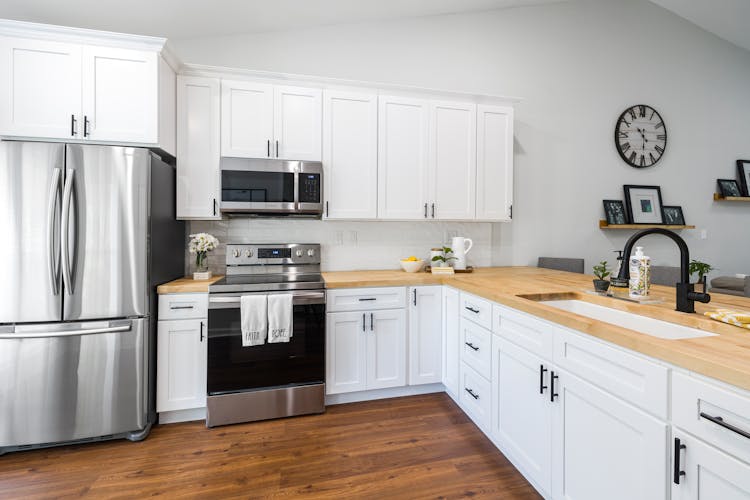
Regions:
[[241, 294, 267, 346], [268, 294, 293, 343]]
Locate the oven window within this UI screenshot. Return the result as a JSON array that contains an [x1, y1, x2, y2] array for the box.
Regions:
[[207, 304, 325, 395], [221, 170, 295, 203]]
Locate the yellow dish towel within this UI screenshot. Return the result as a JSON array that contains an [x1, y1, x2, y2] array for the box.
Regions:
[[704, 309, 750, 330]]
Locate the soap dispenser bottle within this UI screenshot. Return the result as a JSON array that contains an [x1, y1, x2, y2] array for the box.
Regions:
[[629, 246, 651, 298]]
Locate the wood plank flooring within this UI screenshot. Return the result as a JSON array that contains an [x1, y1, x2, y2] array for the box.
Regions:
[[0, 393, 541, 499]]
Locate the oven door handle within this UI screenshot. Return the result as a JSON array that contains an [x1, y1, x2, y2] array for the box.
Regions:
[[209, 291, 326, 308]]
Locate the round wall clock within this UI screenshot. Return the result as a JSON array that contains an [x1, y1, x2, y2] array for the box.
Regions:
[[615, 104, 667, 168]]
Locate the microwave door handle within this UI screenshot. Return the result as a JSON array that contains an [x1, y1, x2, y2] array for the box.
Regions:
[[293, 170, 300, 211]]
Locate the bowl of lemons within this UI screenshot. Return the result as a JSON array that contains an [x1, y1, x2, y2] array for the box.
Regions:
[[400, 256, 425, 273]]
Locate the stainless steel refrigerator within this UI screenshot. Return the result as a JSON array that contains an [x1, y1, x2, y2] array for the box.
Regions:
[[0, 141, 184, 454]]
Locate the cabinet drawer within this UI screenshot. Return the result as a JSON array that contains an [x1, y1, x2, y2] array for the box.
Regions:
[[460, 318, 492, 380], [673, 372, 750, 464], [460, 292, 492, 330], [158, 293, 208, 320], [553, 328, 668, 419], [326, 287, 406, 312], [459, 362, 491, 430], [493, 303, 554, 361]]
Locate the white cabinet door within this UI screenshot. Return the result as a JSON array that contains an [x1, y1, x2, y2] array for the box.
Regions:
[[322, 89, 378, 219], [552, 369, 668, 500], [442, 287, 460, 396], [491, 336, 553, 497], [156, 319, 207, 412], [476, 104, 513, 221], [221, 80, 273, 158], [408, 286, 442, 385], [429, 101, 476, 220], [176, 76, 221, 219], [377, 96, 429, 220], [0, 37, 81, 139], [367, 309, 407, 390], [273, 85, 322, 161], [672, 430, 750, 500], [326, 311, 368, 395], [81, 45, 157, 143]]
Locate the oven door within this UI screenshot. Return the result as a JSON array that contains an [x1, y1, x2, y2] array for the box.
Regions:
[[207, 290, 325, 395]]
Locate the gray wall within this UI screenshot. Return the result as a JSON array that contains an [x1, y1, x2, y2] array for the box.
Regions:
[[175, 0, 750, 277]]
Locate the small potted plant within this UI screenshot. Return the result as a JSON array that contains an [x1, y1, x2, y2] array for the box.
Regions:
[[189, 232, 220, 280], [431, 247, 457, 269], [689, 259, 714, 292], [592, 261, 611, 293]]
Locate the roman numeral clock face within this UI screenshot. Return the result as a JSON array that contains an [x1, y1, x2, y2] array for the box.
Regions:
[[615, 104, 667, 168]]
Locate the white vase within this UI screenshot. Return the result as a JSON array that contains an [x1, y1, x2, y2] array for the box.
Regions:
[[451, 237, 473, 270]]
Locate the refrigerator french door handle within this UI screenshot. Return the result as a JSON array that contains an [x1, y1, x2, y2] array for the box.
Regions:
[[61, 168, 75, 295], [47, 167, 62, 295]]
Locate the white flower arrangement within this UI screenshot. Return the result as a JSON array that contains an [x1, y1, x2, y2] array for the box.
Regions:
[[188, 233, 220, 272]]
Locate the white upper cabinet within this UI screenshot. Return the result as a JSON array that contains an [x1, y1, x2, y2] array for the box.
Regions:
[[81, 46, 158, 143], [429, 101, 476, 220], [0, 37, 81, 139], [476, 104, 514, 221], [274, 85, 322, 161], [377, 95, 430, 220], [220, 80, 274, 158], [176, 76, 221, 220], [322, 89, 378, 219]]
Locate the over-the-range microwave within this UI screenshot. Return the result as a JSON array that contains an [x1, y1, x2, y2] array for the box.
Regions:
[[220, 158, 323, 217]]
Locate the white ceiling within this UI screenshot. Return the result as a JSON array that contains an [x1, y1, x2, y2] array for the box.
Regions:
[[0, 0, 564, 39], [649, 0, 750, 53]]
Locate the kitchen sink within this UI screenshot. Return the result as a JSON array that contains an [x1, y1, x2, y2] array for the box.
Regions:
[[522, 294, 717, 340]]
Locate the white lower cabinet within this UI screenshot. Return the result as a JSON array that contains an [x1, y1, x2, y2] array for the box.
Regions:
[[551, 369, 668, 500], [672, 429, 750, 500], [442, 287, 460, 396], [368, 309, 407, 389], [156, 318, 207, 413], [459, 362, 492, 430], [408, 286, 442, 385]]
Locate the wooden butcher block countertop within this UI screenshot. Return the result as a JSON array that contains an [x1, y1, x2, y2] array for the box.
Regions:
[[156, 275, 224, 294], [324, 267, 750, 391]]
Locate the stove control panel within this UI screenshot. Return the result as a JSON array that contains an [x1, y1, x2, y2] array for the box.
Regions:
[[226, 243, 320, 266]]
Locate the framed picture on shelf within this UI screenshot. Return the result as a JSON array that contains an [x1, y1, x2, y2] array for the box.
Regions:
[[624, 185, 664, 224], [737, 160, 750, 197], [662, 206, 685, 226], [717, 179, 742, 198], [603, 200, 628, 225]]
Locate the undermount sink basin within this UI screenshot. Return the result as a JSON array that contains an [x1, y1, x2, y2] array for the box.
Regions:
[[539, 298, 717, 340]]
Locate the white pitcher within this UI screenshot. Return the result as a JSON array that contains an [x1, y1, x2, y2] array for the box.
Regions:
[[451, 237, 473, 270]]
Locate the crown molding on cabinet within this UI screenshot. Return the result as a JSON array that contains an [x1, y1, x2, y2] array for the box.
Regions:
[[0, 18, 182, 70], [179, 63, 523, 105]]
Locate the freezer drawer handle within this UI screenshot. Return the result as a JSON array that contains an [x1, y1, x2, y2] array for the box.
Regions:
[[699, 412, 750, 439], [0, 323, 131, 339]]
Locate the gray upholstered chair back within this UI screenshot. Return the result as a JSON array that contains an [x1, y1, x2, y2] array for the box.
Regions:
[[538, 257, 585, 274], [650, 266, 681, 287], [709, 276, 750, 297]]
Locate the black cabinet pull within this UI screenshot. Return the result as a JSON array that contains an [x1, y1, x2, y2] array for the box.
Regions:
[[362, 313, 366, 332], [170, 305, 194, 310], [370, 313, 374, 331], [325, 201, 329, 217], [431, 203, 435, 218], [550, 371, 559, 402], [539, 365, 548, 394], [465, 306, 480, 314], [465, 388, 479, 400], [464, 342, 479, 352], [673, 437, 686, 484], [358, 298, 376, 302], [199, 321, 205, 342], [70, 114, 77, 136], [83, 115, 90, 137], [424, 203, 428, 218], [275, 140, 279, 157], [413, 289, 417, 306], [267, 139, 270, 157], [700, 412, 750, 439]]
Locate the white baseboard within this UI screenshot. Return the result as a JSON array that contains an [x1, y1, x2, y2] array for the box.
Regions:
[[158, 407, 206, 424], [325, 383, 445, 405]]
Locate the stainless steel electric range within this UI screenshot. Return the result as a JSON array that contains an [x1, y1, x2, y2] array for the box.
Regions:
[[206, 243, 325, 427]]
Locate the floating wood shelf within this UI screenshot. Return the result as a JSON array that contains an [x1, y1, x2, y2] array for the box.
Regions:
[[714, 193, 750, 202], [599, 220, 696, 230]]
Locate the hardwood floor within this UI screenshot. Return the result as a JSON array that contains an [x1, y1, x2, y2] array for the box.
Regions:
[[0, 393, 541, 499]]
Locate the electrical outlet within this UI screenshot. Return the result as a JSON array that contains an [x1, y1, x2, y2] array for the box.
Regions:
[[335, 231, 344, 245], [348, 231, 358, 245], [700, 229, 707, 240]]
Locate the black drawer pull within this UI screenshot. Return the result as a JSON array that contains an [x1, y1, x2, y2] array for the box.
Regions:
[[464, 342, 479, 351], [465, 388, 479, 400], [550, 371, 559, 402], [700, 412, 750, 439], [465, 306, 480, 314], [358, 298, 377, 301], [170, 305, 194, 310], [673, 437, 686, 484], [199, 321, 205, 342], [539, 365, 548, 394]]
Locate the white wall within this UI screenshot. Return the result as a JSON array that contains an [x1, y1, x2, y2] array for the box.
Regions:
[[175, 0, 750, 278]]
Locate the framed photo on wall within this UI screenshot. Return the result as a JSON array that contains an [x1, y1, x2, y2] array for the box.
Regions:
[[624, 185, 664, 224], [603, 200, 628, 225], [718, 179, 742, 198], [737, 160, 750, 197], [662, 206, 685, 226]]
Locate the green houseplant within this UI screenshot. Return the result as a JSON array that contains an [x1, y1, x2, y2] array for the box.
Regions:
[[431, 247, 457, 268], [689, 259, 714, 291], [592, 260, 611, 293]]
